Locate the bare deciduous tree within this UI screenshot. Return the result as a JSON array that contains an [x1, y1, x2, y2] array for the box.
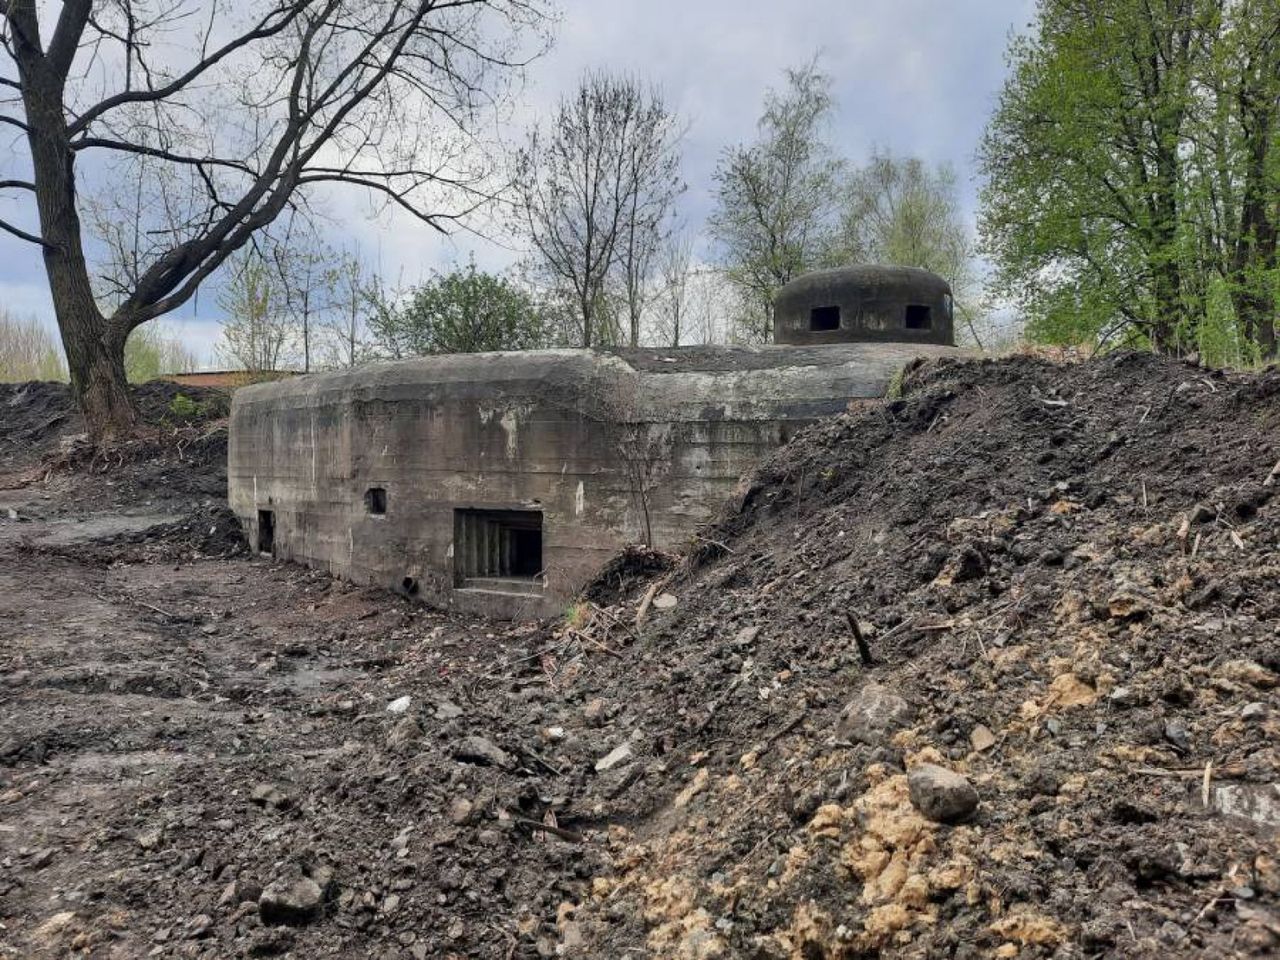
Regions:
[[514, 70, 683, 348], [323, 249, 370, 369], [652, 228, 697, 348], [0, 309, 66, 381], [708, 61, 844, 342], [216, 250, 293, 374], [842, 149, 986, 346], [0, 0, 548, 438]]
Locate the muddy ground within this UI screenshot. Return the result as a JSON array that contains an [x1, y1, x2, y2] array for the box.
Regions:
[[1, 354, 1278, 959]]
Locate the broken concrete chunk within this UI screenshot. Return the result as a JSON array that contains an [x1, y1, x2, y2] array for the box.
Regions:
[[594, 743, 634, 773], [386, 695, 412, 714], [835, 682, 914, 746], [453, 736, 512, 769], [907, 763, 979, 823], [259, 876, 324, 926], [1210, 783, 1280, 828]]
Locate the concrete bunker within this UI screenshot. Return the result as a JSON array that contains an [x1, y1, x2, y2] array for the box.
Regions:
[[775, 265, 954, 346], [228, 266, 963, 618]]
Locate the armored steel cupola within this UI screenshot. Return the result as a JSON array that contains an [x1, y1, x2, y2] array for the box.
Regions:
[[773, 264, 955, 346]]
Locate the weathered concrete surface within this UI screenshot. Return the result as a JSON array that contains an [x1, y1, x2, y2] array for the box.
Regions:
[[774, 264, 954, 346], [228, 342, 961, 617]]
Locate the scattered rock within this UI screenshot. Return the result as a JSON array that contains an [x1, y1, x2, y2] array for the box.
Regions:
[[386, 695, 412, 714], [582, 698, 607, 725], [835, 682, 914, 745], [184, 914, 213, 939], [436, 700, 464, 720], [1163, 719, 1191, 752], [907, 763, 979, 823], [453, 735, 512, 769], [250, 783, 292, 810], [652, 592, 678, 610], [136, 825, 163, 850], [733, 625, 760, 647], [595, 742, 634, 773], [1242, 701, 1268, 721], [218, 878, 263, 907], [387, 715, 423, 751], [28, 847, 55, 870], [259, 876, 324, 926], [448, 797, 474, 824], [1210, 783, 1280, 827], [1109, 686, 1136, 707], [969, 724, 997, 752]]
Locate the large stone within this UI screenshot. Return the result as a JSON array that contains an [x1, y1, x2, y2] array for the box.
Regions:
[[259, 876, 324, 926], [907, 763, 979, 823], [835, 682, 914, 745]]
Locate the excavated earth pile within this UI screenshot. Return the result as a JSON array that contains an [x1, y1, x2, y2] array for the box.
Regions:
[[1, 353, 1278, 960]]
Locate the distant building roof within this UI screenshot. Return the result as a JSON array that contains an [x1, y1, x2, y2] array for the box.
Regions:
[[159, 370, 298, 388]]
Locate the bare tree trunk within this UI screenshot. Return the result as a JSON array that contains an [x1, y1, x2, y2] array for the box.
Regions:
[[16, 19, 137, 437]]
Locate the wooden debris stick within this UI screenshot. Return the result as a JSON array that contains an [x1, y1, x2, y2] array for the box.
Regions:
[[1136, 764, 1245, 780], [634, 582, 659, 627], [1265, 458, 1280, 488], [844, 612, 874, 666], [512, 817, 584, 843]]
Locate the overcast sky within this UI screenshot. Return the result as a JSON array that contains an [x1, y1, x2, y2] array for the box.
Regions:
[[0, 0, 1037, 366]]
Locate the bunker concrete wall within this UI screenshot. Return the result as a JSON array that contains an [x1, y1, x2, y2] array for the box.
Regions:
[[228, 343, 959, 617]]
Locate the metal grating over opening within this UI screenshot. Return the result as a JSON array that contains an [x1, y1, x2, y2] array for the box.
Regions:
[[454, 509, 544, 591]]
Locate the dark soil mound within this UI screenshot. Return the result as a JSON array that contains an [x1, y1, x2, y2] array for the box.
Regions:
[[0, 380, 232, 514], [550, 351, 1280, 958], [0, 380, 229, 471]]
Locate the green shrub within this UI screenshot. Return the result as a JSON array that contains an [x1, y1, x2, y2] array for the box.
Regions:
[[168, 393, 202, 420]]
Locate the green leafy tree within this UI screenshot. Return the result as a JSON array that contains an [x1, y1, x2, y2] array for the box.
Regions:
[[708, 62, 845, 342], [980, 0, 1280, 360], [366, 262, 550, 356]]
